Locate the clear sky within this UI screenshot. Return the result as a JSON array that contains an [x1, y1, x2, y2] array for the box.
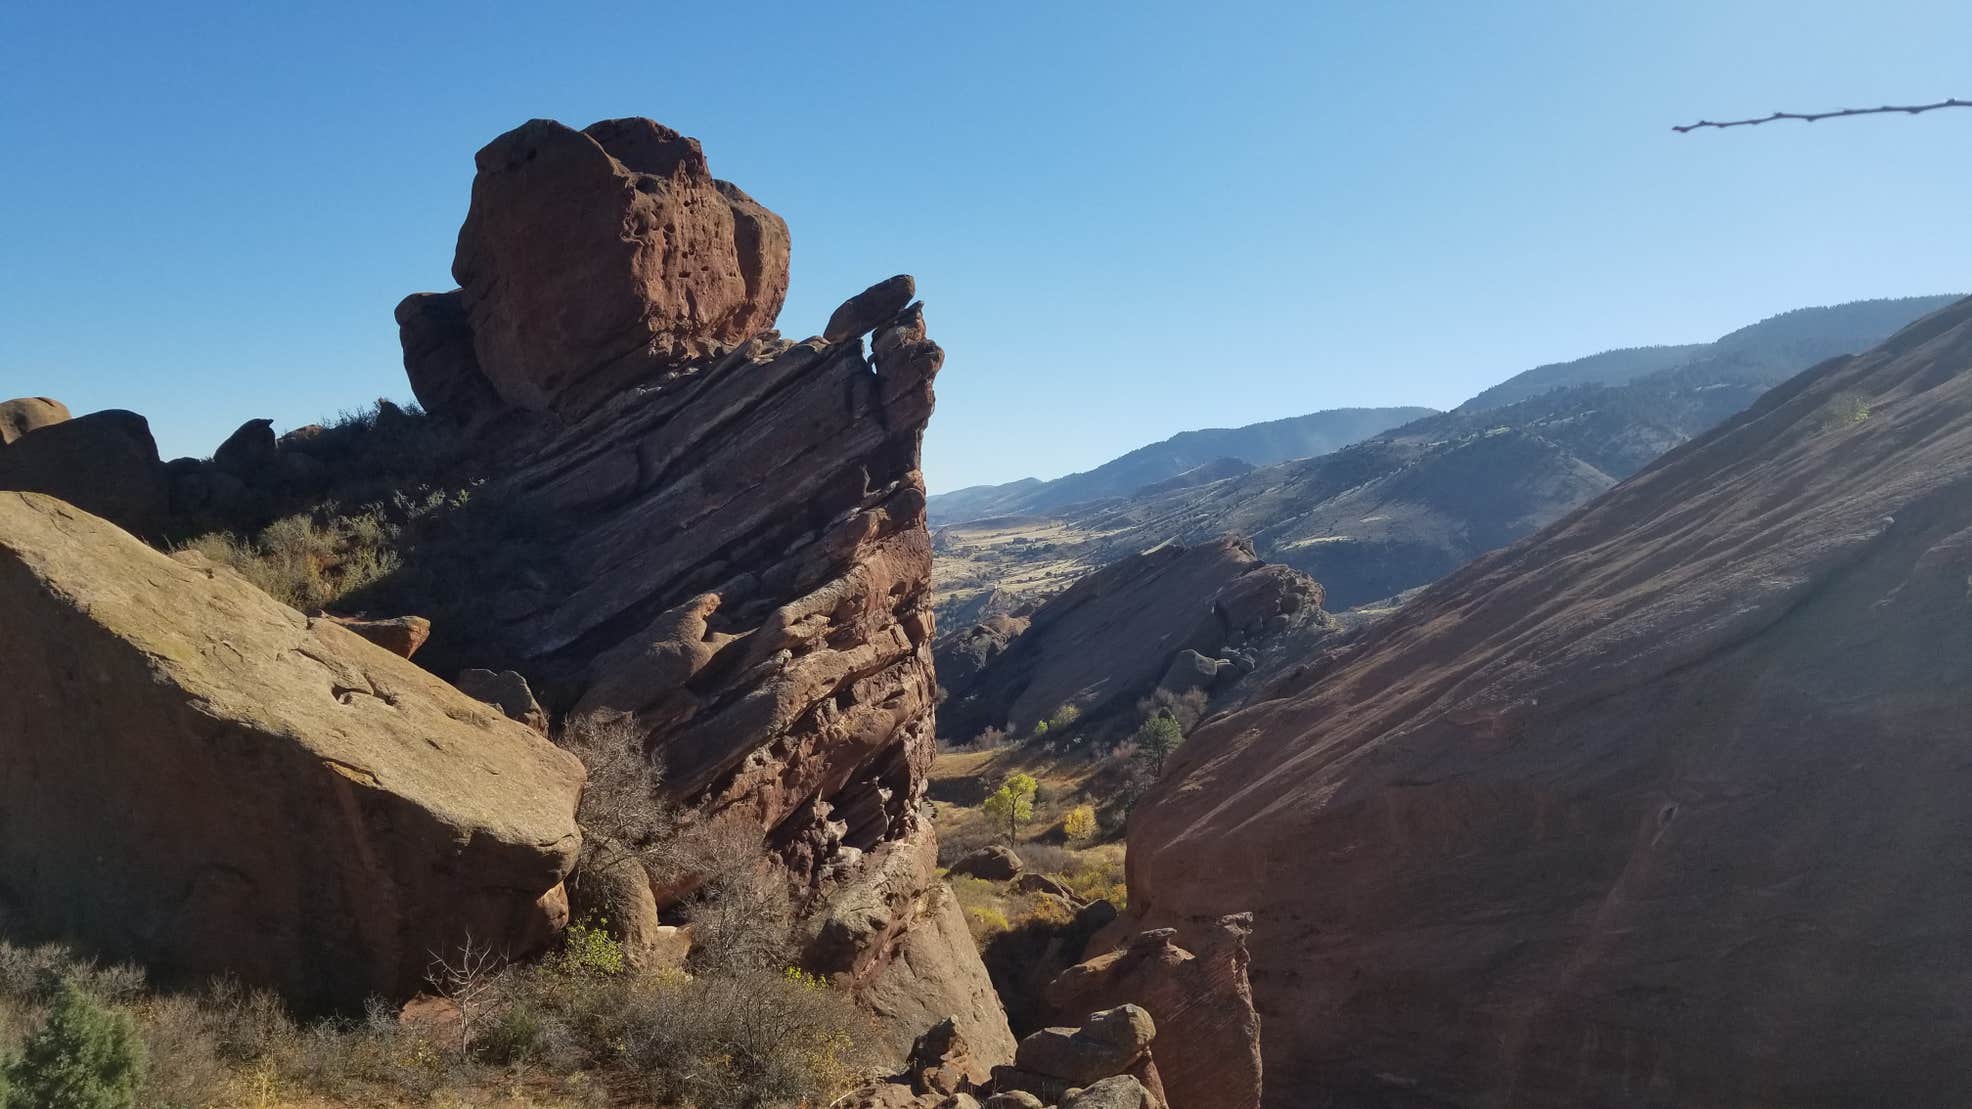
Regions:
[[3, 0, 1969, 493]]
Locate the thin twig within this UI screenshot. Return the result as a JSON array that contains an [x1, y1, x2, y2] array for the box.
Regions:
[[1673, 98, 1972, 133]]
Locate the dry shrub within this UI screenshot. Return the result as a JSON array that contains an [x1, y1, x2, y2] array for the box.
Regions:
[[180, 509, 402, 612]]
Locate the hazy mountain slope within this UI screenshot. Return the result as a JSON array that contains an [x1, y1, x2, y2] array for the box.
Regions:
[[1128, 294, 1972, 1108], [928, 406, 1434, 523], [1461, 294, 1960, 411], [932, 294, 1963, 624]]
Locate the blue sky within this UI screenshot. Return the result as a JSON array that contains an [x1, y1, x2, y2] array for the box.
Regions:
[[3, 0, 1969, 492]]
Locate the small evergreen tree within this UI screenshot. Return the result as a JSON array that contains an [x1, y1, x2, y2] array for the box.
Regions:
[[5, 981, 147, 1109], [982, 773, 1038, 842], [1136, 714, 1185, 777]]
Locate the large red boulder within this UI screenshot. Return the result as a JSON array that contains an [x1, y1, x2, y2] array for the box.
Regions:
[[443, 117, 790, 415]]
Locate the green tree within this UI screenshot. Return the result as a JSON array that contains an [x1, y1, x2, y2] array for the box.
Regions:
[[1136, 714, 1185, 777], [982, 772, 1038, 842], [5, 981, 147, 1109]]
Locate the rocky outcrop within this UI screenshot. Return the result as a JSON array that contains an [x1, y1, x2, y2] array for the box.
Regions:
[[326, 614, 433, 659], [940, 535, 1325, 739], [0, 410, 170, 539], [935, 613, 1030, 705], [0, 492, 584, 1011], [0, 397, 70, 445], [455, 668, 549, 733], [1046, 920, 1261, 1109], [845, 1005, 1163, 1109], [430, 117, 790, 417], [1128, 297, 1972, 1106]]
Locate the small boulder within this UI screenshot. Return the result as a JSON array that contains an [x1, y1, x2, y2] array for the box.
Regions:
[[1014, 1005, 1156, 1086], [1063, 1075, 1154, 1109], [825, 275, 916, 344], [212, 418, 278, 478], [326, 615, 432, 659], [950, 845, 1023, 882], [567, 839, 669, 969], [984, 1094, 1045, 1109], [0, 397, 70, 445], [1157, 649, 1226, 697], [456, 668, 550, 733], [1013, 872, 1078, 901]]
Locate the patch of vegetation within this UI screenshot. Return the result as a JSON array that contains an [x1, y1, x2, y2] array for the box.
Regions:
[[982, 772, 1039, 842], [1819, 391, 1872, 429]]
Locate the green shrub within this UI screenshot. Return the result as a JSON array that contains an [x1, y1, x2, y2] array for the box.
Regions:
[[554, 918, 626, 978], [5, 981, 147, 1109]]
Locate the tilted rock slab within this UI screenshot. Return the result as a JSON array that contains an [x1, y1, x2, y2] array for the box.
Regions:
[[0, 492, 584, 1011], [1128, 296, 1972, 1106], [940, 534, 1323, 739], [397, 117, 1003, 1067]]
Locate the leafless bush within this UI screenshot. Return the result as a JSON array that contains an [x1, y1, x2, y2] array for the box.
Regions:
[[679, 817, 796, 978], [555, 712, 682, 885], [424, 932, 507, 1060]]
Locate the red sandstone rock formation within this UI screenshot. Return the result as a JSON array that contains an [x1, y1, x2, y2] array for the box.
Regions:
[[437, 117, 790, 416], [0, 493, 584, 1011], [1128, 296, 1972, 1107], [939, 534, 1325, 740], [396, 117, 1009, 1068]]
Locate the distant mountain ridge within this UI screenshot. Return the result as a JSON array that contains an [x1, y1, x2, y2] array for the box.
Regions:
[[931, 294, 1966, 624], [928, 406, 1436, 524], [1460, 295, 1960, 411]]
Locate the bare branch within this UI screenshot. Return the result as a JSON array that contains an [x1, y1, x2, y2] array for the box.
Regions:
[[1674, 99, 1972, 133]]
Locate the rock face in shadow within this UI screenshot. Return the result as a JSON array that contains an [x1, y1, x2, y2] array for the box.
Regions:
[[1046, 919, 1261, 1109], [391, 116, 1003, 1068], [0, 492, 584, 1012], [940, 535, 1326, 740], [1126, 297, 1972, 1107], [0, 410, 170, 539]]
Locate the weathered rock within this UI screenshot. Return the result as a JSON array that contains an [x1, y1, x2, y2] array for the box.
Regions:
[[904, 1017, 980, 1096], [803, 826, 1019, 1075], [1062, 1076, 1154, 1109], [0, 410, 170, 538], [826, 274, 917, 344], [400, 119, 999, 1067], [983, 1093, 1045, 1109], [565, 839, 666, 969], [1047, 919, 1260, 1109], [940, 535, 1326, 738], [934, 613, 1030, 717], [950, 845, 1023, 881], [1129, 297, 1972, 1106], [1012, 872, 1078, 901], [455, 668, 548, 733], [326, 614, 433, 659], [1014, 1005, 1156, 1087], [212, 418, 277, 478], [1155, 649, 1225, 697], [443, 117, 791, 414], [0, 492, 585, 1011], [0, 397, 70, 445], [394, 290, 505, 427]]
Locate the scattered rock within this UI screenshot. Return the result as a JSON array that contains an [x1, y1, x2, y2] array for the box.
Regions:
[[1047, 918, 1260, 1109], [826, 274, 917, 344], [1012, 873, 1077, 901], [1061, 1076, 1153, 1109], [984, 1093, 1045, 1109], [325, 614, 432, 659], [455, 668, 548, 733], [1014, 1005, 1156, 1086], [212, 418, 277, 477], [0, 410, 171, 538], [0, 397, 70, 445], [949, 845, 1023, 881], [1155, 649, 1225, 697], [0, 492, 584, 1011], [904, 1017, 980, 1097]]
